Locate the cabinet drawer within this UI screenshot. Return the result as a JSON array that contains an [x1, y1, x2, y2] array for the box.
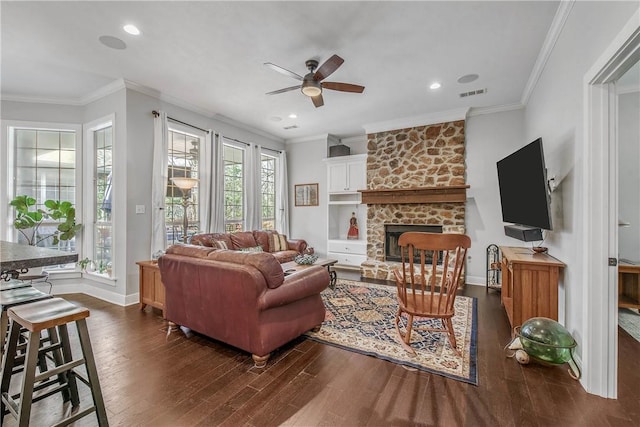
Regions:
[[328, 240, 366, 254], [329, 252, 367, 267]]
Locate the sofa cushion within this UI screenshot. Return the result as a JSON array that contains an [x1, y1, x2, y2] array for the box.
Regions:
[[165, 244, 218, 258], [272, 250, 299, 264], [190, 233, 233, 250], [253, 230, 276, 252], [208, 250, 284, 288], [214, 240, 229, 249], [240, 246, 263, 252], [270, 234, 288, 252], [230, 231, 258, 249]]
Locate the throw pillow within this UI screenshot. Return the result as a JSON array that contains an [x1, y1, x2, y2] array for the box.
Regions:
[[214, 240, 228, 250], [240, 246, 263, 252], [271, 234, 288, 252]]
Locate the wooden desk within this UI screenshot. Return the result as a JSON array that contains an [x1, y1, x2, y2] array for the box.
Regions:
[[499, 246, 565, 329], [618, 262, 640, 312], [137, 260, 165, 317]]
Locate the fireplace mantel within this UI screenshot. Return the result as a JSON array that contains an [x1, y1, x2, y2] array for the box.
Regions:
[[359, 185, 469, 204]]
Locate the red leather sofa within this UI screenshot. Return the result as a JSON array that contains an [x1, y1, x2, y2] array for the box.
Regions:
[[158, 244, 328, 367], [189, 230, 307, 263]]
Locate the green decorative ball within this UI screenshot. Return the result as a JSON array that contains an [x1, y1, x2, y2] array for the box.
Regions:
[[518, 317, 576, 365]]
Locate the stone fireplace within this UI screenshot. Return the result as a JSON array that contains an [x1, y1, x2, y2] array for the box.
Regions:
[[360, 120, 467, 281], [385, 224, 442, 262]]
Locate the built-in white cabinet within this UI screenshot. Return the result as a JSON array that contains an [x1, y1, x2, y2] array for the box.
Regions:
[[327, 156, 366, 193], [324, 154, 367, 269]]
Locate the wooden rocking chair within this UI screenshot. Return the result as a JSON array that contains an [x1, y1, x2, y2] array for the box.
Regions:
[[392, 232, 471, 356]]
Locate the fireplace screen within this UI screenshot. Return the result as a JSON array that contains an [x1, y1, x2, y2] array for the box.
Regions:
[[385, 225, 443, 263]]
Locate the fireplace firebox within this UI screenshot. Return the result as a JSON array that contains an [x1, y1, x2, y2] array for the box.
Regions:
[[384, 224, 443, 263]]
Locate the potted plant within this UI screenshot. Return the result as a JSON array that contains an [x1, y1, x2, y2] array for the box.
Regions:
[[10, 195, 82, 246], [78, 257, 92, 272]]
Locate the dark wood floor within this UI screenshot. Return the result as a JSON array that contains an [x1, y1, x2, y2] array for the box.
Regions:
[[4, 284, 640, 426]]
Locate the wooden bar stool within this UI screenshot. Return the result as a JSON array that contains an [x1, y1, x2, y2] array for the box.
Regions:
[[1, 286, 52, 354], [1, 298, 108, 426]]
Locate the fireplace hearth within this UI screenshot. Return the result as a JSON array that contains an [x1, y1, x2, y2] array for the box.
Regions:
[[385, 224, 443, 262]]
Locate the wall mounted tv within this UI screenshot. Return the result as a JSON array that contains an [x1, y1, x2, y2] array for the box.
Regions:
[[496, 138, 553, 242]]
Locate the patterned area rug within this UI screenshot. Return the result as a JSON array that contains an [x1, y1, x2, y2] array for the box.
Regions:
[[305, 279, 478, 385]]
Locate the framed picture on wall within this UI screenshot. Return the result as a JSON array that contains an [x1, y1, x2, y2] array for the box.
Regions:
[[295, 183, 319, 207]]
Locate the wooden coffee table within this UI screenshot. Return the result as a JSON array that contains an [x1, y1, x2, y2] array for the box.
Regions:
[[281, 258, 338, 289]]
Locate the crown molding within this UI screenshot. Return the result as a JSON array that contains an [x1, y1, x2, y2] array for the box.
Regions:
[[468, 102, 524, 117], [285, 133, 331, 145], [212, 114, 282, 143], [1, 93, 86, 106], [362, 107, 469, 135], [521, 0, 575, 106]]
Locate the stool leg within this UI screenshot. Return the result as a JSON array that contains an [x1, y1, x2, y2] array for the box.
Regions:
[[17, 330, 40, 426], [46, 326, 72, 404], [76, 319, 108, 426], [57, 324, 79, 407], [1, 321, 21, 426], [0, 312, 7, 355]]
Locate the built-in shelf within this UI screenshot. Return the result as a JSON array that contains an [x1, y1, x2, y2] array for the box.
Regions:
[[359, 185, 469, 204]]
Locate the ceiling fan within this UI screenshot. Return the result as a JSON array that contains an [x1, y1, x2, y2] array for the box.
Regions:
[[264, 54, 365, 108]]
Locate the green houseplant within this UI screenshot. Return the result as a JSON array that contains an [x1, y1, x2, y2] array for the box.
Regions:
[[10, 195, 82, 246]]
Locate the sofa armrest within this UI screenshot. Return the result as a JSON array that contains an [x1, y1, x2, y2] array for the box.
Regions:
[[258, 266, 329, 310], [287, 238, 307, 254]]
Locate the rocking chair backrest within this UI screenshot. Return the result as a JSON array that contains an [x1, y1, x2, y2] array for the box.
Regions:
[[393, 232, 471, 316]]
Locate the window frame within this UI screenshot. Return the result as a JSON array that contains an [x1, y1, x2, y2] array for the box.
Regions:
[[2, 120, 83, 269], [165, 123, 205, 245], [222, 141, 246, 233]]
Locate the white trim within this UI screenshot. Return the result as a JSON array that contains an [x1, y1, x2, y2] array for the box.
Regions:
[[1, 119, 83, 243], [50, 278, 137, 307], [467, 103, 524, 117], [83, 114, 116, 277], [362, 108, 469, 135], [521, 1, 575, 105], [582, 9, 640, 398], [286, 133, 330, 145]]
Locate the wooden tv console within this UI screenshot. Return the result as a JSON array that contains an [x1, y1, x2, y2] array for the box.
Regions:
[[499, 246, 565, 330]]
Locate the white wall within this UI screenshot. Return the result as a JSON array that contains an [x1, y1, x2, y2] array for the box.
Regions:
[[618, 91, 640, 261], [522, 1, 640, 355], [286, 137, 331, 256], [464, 108, 526, 285]]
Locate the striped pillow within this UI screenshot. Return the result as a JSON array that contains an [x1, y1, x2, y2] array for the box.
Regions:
[[271, 234, 288, 252], [214, 240, 228, 250]]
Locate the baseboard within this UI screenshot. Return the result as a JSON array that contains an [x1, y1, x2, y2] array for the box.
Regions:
[[43, 277, 138, 307], [465, 275, 486, 287]]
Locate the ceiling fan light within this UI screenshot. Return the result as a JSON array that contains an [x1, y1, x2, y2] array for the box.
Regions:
[[301, 80, 322, 97]]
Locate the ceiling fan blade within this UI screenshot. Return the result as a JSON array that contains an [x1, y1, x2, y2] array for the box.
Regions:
[[314, 55, 344, 81], [264, 62, 303, 81], [311, 94, 324, 108], [266, 85, 301, 95], [322, 82, 365, 93]]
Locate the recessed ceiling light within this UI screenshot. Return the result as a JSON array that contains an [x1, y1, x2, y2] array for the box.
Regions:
[[123, 24, 141, 35], [288, 113, 297, 119], [457, 74, 479, 84], [429, 82, 441, 90]]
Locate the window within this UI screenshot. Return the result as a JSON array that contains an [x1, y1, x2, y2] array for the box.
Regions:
[[13, 127, 78, 256], [223, 144, 244, 233], [166, 129, 200, 245], [94, 125, 112, 273], [261, 154, 276, 230]]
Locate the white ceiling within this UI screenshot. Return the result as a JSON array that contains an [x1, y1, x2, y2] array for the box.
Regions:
[[1, 1, 561, 141]]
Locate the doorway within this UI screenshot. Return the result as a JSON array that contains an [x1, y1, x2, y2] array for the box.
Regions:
[[583, 15, 640, 398], [616, 62, 640, 343]]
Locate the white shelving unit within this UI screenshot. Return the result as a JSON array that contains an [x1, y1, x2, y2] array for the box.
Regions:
[[324, 154, 367, 269]]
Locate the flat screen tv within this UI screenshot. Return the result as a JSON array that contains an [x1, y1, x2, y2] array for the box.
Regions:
[[497, 138, 552, 241]]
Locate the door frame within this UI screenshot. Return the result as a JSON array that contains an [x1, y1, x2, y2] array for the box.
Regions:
[[583, 11, 640, 398]]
